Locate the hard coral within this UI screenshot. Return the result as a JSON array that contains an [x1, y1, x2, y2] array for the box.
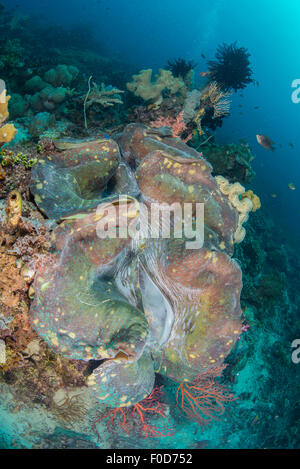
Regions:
[[83, 79, 124, 129], [84, 81, 124, 109]]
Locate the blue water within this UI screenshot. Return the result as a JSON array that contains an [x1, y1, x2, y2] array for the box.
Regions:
[[0, 0, 299, 450]]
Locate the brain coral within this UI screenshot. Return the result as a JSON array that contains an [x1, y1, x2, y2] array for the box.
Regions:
[[30, 124, 252, 414]]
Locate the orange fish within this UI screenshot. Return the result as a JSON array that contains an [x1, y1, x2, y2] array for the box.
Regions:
[[288, 183, 296, 191], [200, 71, 211, 77], [256, 134, 275, 151]]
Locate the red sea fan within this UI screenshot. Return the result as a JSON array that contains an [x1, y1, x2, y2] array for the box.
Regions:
[[176, 365, 236, 427], [93, 386, 174, 439], [150, 111, 192, 143]]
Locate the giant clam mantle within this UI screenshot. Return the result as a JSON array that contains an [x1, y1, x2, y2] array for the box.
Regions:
[[30, 124, 252, 409]]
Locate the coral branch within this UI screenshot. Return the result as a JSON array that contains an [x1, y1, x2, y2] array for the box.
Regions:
[[85, 81, 124, 109], [150, 111, 192, 142], [93, 386, 174, 440], [176, 365, 236, 427]]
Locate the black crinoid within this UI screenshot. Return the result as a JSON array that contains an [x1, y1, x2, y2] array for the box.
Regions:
[[166, 57, 197, 78], [207, 42, 253, 92]]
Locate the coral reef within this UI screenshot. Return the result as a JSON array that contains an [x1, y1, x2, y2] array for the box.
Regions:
[[0, 3, 133, 141], [0, 190, 88, 428], [0, 3, 297, 450], [199, 140, 256, 183], [25, 65, 78, 115]]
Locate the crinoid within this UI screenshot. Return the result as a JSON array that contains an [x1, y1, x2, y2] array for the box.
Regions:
[[206, 82, 232, 118], [166, 58, 197, 79], [207, 42, 253, 92]]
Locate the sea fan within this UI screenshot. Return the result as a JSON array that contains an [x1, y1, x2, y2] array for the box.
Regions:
[[207, 42, 253, 92]]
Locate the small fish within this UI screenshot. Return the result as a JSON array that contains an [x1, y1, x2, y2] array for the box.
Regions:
[[288, 142, 294, 149], [200, 71, 211, 77], [201, 53, 206, 59], [104, 134, 111, 140], [251, 415, 260, 426], [256, 134, 275, 151], [288, 183, 296, 190], [271, 193, 277, 198], [254, 106, 260, 109]]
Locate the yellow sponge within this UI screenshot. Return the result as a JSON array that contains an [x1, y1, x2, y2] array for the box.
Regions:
[[0, 80, 17, 145]]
